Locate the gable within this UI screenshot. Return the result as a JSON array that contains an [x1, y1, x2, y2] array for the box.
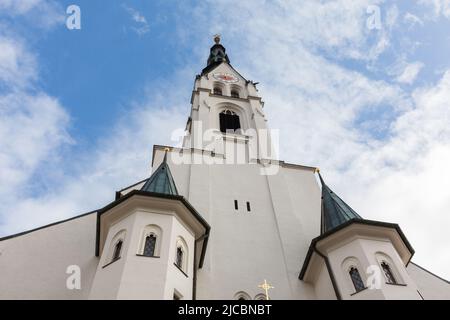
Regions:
[[204, 62, 248, 84]]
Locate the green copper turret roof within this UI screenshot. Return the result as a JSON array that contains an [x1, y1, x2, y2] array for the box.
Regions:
[[319, 173, 362, 233], [207, 35, 230, 66], [202, 35, 230, 75], [141, 152, 178, 195]]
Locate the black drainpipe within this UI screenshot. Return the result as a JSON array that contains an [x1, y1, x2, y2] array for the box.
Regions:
[[193, 234, 208, 300], [313, 246, 342, 300]]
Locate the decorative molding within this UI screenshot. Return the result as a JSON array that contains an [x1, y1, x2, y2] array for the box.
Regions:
[[350, 287, 368, 296], [136, 254, 160, 258], [386, 282, 407, 287], [256, 107, 265, 118], [203, 100, 211, 111]]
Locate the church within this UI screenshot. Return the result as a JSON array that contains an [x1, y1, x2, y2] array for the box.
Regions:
[[0, 37, 449, 300]]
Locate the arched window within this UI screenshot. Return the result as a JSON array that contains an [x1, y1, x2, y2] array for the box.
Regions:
[[233, 291, 251, 300], [230, 89, 239, 98], [349, 267, 365, 292], [254, 293, 266, 300], [138, 225, 162, 257], [107, 229, 126, 264], [113, 240, 123, 261], [375, 252, 403, 285], [143, 234, 157, 257], [174, 236, 188, 273], [381, 262, 397, 284], [176, 247, 184, 268], [213, 87, 222, 95], [219, 109, 241, 133]]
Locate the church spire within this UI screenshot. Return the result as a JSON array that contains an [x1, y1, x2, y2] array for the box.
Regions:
[[141, 150, 179, 195], [318, 172, 362, 234], [206, 34, 230, 68]]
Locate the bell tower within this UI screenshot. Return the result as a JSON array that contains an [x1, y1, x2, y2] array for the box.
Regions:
[[182, 36, 276, 163]]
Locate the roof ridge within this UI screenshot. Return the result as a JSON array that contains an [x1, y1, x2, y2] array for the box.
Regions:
[[141, 150, 179, 195]]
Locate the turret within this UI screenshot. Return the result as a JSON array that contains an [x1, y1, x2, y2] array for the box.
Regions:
[[299, 172, 422, 300], [89, 152, 210, 300]]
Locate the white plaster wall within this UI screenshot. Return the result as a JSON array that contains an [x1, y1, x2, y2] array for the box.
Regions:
[[89, 212, 135, 299], [0, 213, 98, 299], [326, 237, 421, 300], [163, 216, 196, 300], [198, 162, 292, 299], [360, 238, 421, 300], [407, 262, 450, 299], [314, 262, 337, 300], [115, 211, 172, 300], [153, 147, 321, 300], [266, 166, 319, 299]]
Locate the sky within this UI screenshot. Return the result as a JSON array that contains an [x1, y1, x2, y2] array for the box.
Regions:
[[0, 0, 449, 280]]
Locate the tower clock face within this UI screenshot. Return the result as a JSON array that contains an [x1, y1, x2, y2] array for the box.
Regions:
[[213, 73, 239, 83]]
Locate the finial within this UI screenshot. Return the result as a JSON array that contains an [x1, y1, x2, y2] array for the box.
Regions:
[[315, 167, 320, 173], [213, 34, 221, 44]]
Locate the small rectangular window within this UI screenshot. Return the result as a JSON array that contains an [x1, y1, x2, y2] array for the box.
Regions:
[[246, 202, 251, 212], [234, 200, 238, 210]]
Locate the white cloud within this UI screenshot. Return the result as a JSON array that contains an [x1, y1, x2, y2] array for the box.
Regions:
[[404, 12, 424, 27], [0, 59, 190, 235], [343, 71, 450, 278], [122, 4, 150, 36], [0, 0, 42, 14], [418, 0, 450, 19], [0, 93, 70, 193], [0, 36, 36, 88], [0, 10, 70, 233], [391, 60, 425, 84], [0, 0, 64, 28]]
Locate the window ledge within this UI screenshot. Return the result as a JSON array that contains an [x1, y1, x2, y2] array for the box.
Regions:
[[102, 257, 121, 269], [350, 287, 369, 296], [173, 263, 188, 278], [136, 254, 160, 258], [210, 93, 247, 101], [386, 282, 407, 287], [219, 131, 251, 141]]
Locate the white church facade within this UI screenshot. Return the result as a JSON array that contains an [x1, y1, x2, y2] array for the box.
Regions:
[[0, 37, 449, 300]]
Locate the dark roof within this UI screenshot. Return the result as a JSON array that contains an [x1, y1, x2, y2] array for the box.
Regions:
[[319, 173, 362, 233], [0, 210, 97, 242], [202, 42, 230, 75], [141, 152, 178, 195], [299, 218, 415, 280]]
